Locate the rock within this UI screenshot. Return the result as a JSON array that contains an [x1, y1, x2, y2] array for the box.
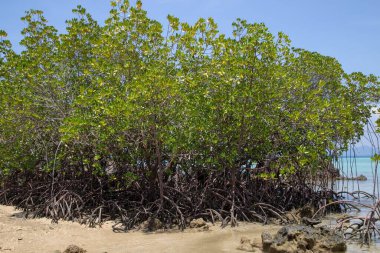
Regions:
[[237, 236, 260, 252], [298, 206, 314, 218], [336, 174, 367, 181], [63, 245, 87, 253], [261, 232, 273, 252], [140, 218, 163, 231], [262, 225, 346, 253], [189, 218, 209, 231], [301, 217, 321, 227], [189, 218, 207, 228]]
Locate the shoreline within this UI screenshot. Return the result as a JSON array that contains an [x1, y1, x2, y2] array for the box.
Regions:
[[0, 205, 280, 253], [1, 205, 379, 253]]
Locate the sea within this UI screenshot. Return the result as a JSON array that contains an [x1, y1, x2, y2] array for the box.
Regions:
[[335, 156, 380, 196], [333, 156, 380, 252]]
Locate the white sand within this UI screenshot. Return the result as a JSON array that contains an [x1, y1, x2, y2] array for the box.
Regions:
[[0, 205, 279, 253], [0, 205, 377, 253]]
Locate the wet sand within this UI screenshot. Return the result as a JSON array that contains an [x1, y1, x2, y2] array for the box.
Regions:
[[0, 205, 378, 253]]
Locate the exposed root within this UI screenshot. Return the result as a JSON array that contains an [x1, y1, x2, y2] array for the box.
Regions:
[[313, 192, 380, 245], [0, 168, 341, 231]]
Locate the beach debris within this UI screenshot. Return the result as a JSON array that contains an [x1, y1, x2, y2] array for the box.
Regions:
[[63, 245, 87, 253], [284, 210, 299, 224], [262, 225, 346, 253]]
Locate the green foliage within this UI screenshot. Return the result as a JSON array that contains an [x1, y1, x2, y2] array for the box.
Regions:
[[0, 1, 378, 182], [372, 153, 380, 162]]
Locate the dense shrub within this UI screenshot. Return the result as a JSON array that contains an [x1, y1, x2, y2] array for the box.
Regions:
[[0, 1, 378, 228]]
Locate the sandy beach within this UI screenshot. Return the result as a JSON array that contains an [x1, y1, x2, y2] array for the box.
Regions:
[[1, 204, 379, 253], [0, 205, 281, 253]]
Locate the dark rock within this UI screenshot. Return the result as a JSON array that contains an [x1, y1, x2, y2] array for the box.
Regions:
[[336, 174, 367, 181], [140, 218, 163, 231], [63, 245, 87, 253], [298, 206, 314, 218], [357, 174, 367, 181], [262, 225, 346, 253], [319, 233, 347, 252], [301, 217, 322, 227]]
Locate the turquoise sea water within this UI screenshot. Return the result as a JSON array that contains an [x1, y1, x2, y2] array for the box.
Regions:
[[335, 157, 380, 196], [333, 157, 380, 251]]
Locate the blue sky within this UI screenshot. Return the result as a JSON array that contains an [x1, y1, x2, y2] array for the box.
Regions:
[[1, 0, 379, 77]]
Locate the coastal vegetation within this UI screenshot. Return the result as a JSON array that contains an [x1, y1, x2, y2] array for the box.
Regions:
[[0, 1, 379, 230]]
